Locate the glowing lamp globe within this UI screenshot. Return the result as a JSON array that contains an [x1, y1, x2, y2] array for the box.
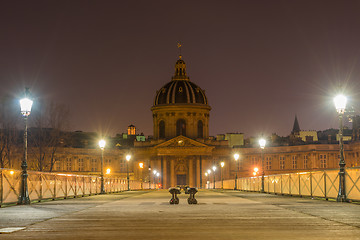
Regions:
[[98, 139, 106, 149], [234, 153, 239, 161], [212, 166, 216, 172], [126, 154, 131, 161], [20, 98, 33, 117], [334, 95, 347, 114], [259, 138, 266, 149]]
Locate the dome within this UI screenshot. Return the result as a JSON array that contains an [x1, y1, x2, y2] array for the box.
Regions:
[[154, 56, 208, 106]]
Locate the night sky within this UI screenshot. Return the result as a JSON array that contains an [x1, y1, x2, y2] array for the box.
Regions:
[[1, 1, 360, 138]]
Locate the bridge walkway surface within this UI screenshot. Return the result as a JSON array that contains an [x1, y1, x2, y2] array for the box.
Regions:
[[0, 190, 359, 239]]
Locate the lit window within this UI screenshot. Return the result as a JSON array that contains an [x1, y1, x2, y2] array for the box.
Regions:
[[292, 156, 297, 169]]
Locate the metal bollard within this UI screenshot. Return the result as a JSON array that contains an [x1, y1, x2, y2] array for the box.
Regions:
[[169, 187, 181, 204], [187, 187, 198, 204]]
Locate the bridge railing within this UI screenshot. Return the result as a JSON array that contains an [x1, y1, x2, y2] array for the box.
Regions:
[[215, 167, 360, 201], [0, 168, 154, 206]]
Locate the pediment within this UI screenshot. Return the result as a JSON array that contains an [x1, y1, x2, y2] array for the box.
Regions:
[[154, 136, 210, 149]]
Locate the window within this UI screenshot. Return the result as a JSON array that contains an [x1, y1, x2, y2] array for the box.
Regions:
[[55, 159, 61, 171], [279, 156, 285, 170], [251, 157, 257, 166], [320, 154, 327, 168], [292, 156, 297, 169], [176, 119, 186, 136], [66, 158, 72, 171], [91, 159, 97, 172], [78, 158, 84, 171], [265, 157, 272, 170], [303, 155, 309, 169], [159, 120, 165, 139], [197, 120, 203, 138]]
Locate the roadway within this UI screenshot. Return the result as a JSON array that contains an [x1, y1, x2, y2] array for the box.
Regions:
[[0, 190, 359, 239]]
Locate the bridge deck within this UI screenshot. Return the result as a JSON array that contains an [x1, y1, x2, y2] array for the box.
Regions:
[[0, 190, 359, 239]]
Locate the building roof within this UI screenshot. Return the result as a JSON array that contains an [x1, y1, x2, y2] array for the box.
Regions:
[[153, 56, 208, 106]]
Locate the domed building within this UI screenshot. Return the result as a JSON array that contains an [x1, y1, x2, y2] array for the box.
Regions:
[[152, 55, 211, 140], [133, 55, 231, 188]]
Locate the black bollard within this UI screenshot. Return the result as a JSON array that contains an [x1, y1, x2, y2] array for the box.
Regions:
[[187, 187, 198, 204], [169, 187, 181, 204]]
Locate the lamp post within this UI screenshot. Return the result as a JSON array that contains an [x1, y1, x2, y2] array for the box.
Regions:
[[220, 161, 225, 189], [18, 88, 33, 205], [156, 172, 160, 187], [207, 169, 211, 189], [212, 166, 216, 189], [153, 170, 157, 188], [126, 154, 131, 191], [334, 94, 347, 202], [148, 164, 151, 189], [98, 139, 106, 194], [139, 162, 144, 189], [234, 153, 239, 190], [259, 138, 266, 193]]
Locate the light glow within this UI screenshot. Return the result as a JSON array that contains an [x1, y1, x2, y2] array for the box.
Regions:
[[98, 139, 106, 149], [126, 154, 131, 161], [20, 98, 33, 117], [234, 153, 239, 161], [139, 162, 144, 168], [207, 169, 211, 174], [10, 170, 14, 175], [106, 168, 111, 174], [212, 166, 216, 172], [334, 94, 347, 114], [205, 172, 208, 176], [220, 162, 225, 167], [259, 138, 266, 149]]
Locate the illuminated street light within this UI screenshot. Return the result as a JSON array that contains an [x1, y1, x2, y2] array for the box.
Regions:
[[253, 167, 259, 176], [106, 168, 111, 174], [98, 139, 106, 194], [206, 170, 211, 189], [334, 94, 347, 202], [259, 138, 266, 193], [234, 153, 240, 190], [18, 88, 33, 205], [126, 154, 131, 191], [212, 166, 216, 189], [139, 162, 144, 189], [220, 161, 225, 189]]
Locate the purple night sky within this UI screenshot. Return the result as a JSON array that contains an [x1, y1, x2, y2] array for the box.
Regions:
[[1, 1, 360, 138]]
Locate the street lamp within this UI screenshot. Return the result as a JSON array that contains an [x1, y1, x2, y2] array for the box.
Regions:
[[126, 154, 131, 191], [259, 138, 266, 193], [334, 94, 347, 202], [234, 153, 240, 190], [212, 166, 216, 189], [220, 161, 225, 189], [139, 162, 144, 189], [207, 169, 211, 189], [156, 172, 160, 187], [18, 88, 33, 205], [153, 170, 157, 188], [98, 139, 106, 194]]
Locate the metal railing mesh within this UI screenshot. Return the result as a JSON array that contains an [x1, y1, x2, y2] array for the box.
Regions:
[[0, 169, 154, 206]]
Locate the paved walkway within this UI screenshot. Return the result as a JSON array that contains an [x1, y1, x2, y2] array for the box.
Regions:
[[0, 190, 359, 239]]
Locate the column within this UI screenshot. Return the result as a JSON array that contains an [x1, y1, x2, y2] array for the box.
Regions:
[[189, 158, 194, 187], [170, 159, 175, 187], [162, 157, 167, 188], [196, 157, 201, 188]]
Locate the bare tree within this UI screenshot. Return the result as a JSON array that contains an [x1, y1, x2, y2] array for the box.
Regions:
[[0, 96, 20, 168], [29, 100, 69, 172]]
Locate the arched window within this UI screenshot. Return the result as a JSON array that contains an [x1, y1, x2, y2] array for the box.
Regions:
[[197, 120, 203, 138], [159, 121, 165, 139], [176, 119, 186, 136]]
